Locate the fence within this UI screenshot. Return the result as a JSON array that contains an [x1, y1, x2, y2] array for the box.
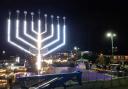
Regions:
[[15, 71, 82, 89]]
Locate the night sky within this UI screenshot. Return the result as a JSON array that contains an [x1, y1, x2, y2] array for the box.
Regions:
[[0, 0, 128, 56]]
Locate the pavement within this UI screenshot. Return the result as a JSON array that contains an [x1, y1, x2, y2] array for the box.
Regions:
[[57, 85, 128, 89], [56, 77, 128, 89]]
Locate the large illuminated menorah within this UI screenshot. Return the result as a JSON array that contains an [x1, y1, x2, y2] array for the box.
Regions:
[[7, 10, 66, 70]]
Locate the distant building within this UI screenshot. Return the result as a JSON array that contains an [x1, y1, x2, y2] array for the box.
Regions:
[[113, 55, 128, 63], [105, 55, 128, 63]]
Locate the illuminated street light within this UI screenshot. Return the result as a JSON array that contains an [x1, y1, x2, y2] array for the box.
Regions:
[[74, 46, 80, 51], [106, 32, 116, 57], [74, 46, 77, 50], [2, 50, 6, 54]]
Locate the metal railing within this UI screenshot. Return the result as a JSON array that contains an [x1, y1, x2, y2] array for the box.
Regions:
[[15, 71, 82, 89]]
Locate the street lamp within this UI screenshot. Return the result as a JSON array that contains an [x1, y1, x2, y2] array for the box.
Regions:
[[74, 46, 77, 50], [106, 32, 116, 57]]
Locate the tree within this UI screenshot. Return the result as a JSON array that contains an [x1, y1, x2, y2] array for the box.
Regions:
[[82, 53, 98, 63], [104, 56, 111, 65]]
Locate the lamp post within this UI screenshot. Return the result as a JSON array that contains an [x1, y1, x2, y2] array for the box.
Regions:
[[106, 32, 116, 58]]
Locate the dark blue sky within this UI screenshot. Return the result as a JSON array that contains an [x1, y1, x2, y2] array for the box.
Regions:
[[0, 0, 128, 56]]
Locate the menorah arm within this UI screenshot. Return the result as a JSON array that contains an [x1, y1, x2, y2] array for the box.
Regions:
[[23, 20, 37, 42], [41, 24, 54, 43], [7, 19, 35, 56], [31, 18, 48, 35], [41, 24, 60, 50], [43, 26, 66, 56], [16, 20, 37, 49], [40, 24, 47, 35], [31, 21, 38, 35]]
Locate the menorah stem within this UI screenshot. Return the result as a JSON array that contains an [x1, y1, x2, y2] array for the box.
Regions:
[[37, 34, 41, 71], [37, 51, 41, 73], [36, 19, 42, 73]]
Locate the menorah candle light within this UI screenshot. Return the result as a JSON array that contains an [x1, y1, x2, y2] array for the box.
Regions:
[[7, 10, 66, 72]]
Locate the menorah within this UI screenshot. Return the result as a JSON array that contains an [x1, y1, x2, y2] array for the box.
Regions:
[[7, 10, 66, 70]]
